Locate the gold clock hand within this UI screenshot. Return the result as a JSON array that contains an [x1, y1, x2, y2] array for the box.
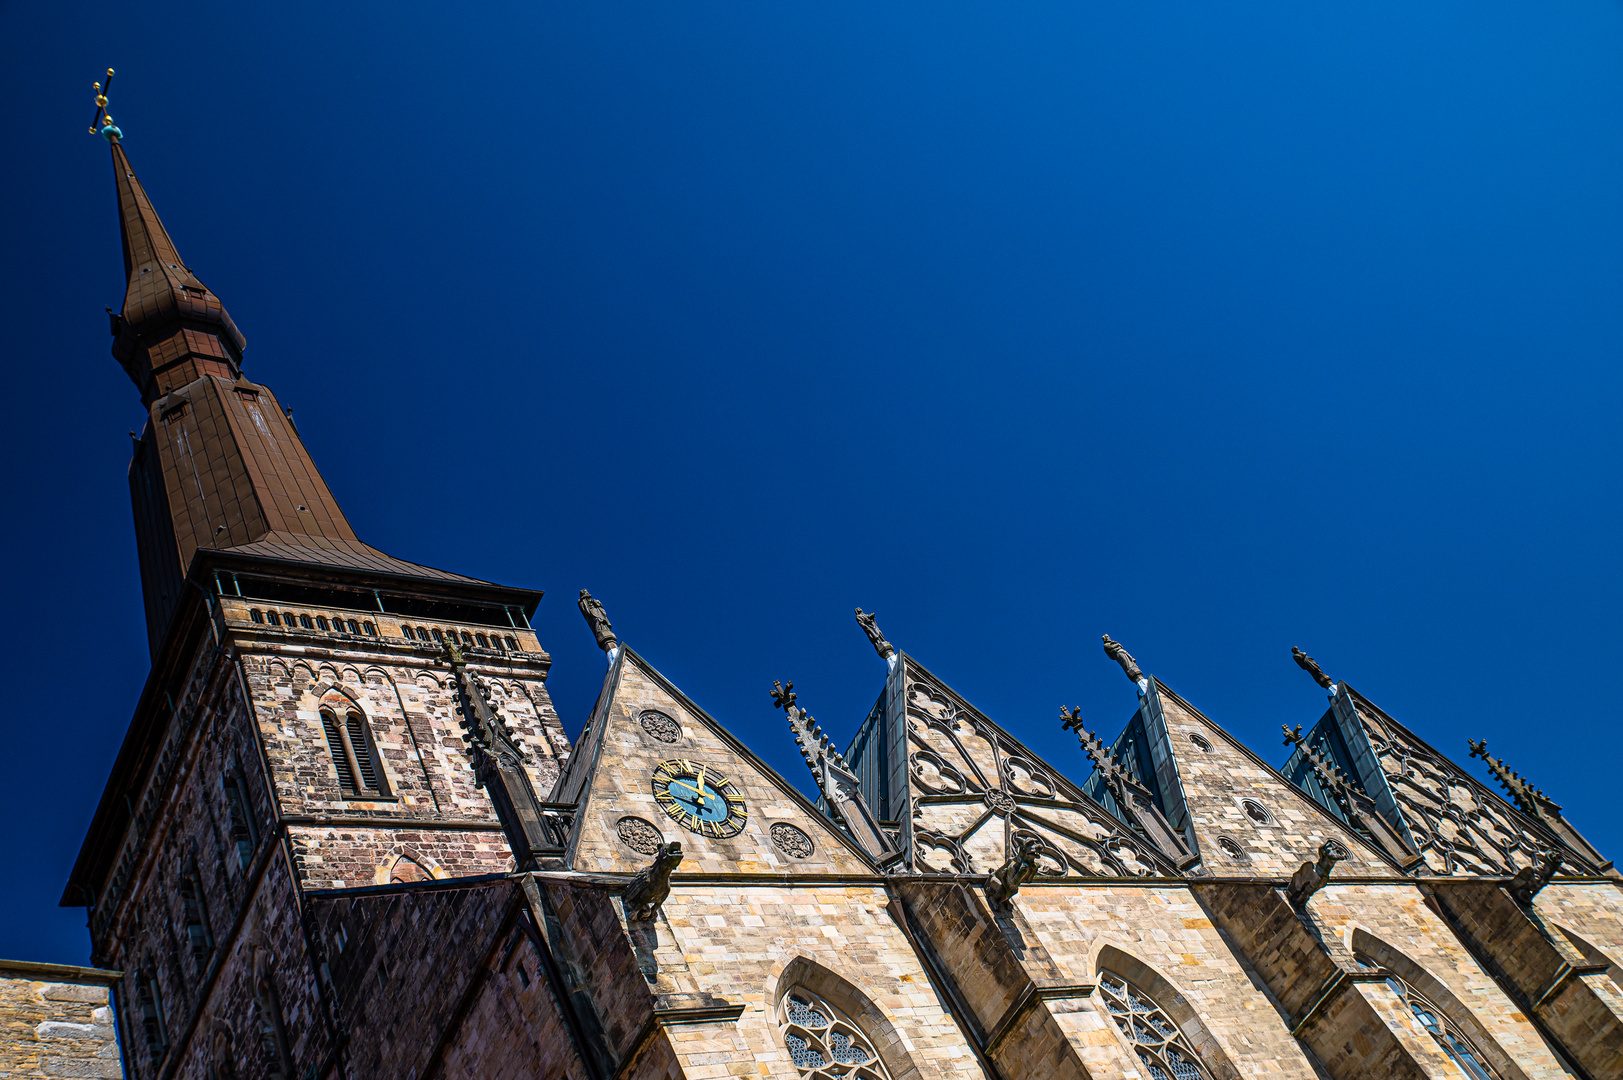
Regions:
[[695, 764, 709, 808]]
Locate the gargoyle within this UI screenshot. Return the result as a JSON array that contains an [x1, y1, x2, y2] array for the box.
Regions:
[[1291, 646, 1333, 690], [1506, 851, 1562, 908], [1285, 840, 1344, 907], [623, 841, 684, 921], [985, 835, 1044, 908]]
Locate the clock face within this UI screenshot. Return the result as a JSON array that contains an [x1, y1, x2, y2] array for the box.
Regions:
[[651, 759, 748, 838]]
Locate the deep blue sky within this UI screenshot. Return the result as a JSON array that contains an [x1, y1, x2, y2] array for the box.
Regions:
[[4, 1, 1622, 964]]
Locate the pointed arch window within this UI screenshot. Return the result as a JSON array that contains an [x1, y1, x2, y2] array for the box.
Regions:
[[320, 705, 389, 797], [777, 988, 892, 1080], [179, 864, 213, 975], [1097, 969, 1213, 1080], [1354, 953, 1496, 1080], [222, 770, 258, 870], [135, 965, 168, 1064]]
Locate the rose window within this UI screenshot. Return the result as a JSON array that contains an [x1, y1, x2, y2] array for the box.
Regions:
[[1097, 970, 1212, 1080], [777, 989, 891, 1080]]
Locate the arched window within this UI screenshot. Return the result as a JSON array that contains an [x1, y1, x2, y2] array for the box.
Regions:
[[222, 770, 258, 870], [265, 611, 281, 626], [475, 633, 490, 647], [1097, 969, 1213, 1080], [315, 615, 330, 631], [135, 965, 168, 1063], [346, 618, 360, 634], [777, 988, 892, 1080], [320, 705, 388, 797], [249, 609, 264, 624], [1353, 952, 1496, 1080], [362, 621, 377, 636], [504, 636, 518, 650], [460, 630, 474, 645], [179, 864, 213, 975]]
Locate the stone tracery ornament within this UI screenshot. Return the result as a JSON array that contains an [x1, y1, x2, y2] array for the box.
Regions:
[[771, 822, 815, 859], [778, 988, 892, 1080], [1097, 970, 1214, 1080], [616, 816, 664, 856], [638, 709, 681, 743]]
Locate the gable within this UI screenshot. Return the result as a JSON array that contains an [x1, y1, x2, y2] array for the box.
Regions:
[[563, 648, 875, 877], [1148, 681, 1402, 879], [847, 653, 1180, 879]]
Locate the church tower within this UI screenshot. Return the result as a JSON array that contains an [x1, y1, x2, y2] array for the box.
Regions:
[[64, 119, 572, 1079]]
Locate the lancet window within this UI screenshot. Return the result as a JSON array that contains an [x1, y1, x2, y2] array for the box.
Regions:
[[320, 705, 388, 797], [222, 770, 258, 870], [1097, 969, 1213, 1080], [179, 864, 213, 975], [777, 988, 892, 1080], [135, 965, 168, 1064], [1355, 953, 1496, 1080]]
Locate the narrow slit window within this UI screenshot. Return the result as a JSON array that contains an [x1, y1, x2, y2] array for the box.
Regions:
[[136, 967, 168, 1063]]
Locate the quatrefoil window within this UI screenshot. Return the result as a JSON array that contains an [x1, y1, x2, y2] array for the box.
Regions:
[[778, 989, 891, 1080]]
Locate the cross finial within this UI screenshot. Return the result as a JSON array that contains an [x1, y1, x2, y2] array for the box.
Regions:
[[88, 68, 120, 140], [770, 680, 797, 711]]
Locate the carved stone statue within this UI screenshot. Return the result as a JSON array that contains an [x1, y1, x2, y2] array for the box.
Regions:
[[623, 841, 684, 920], [1101, 635, 1144, 684], [578, 589, 619, 653], [985, 835, 1043, 907], [1507, 851, 1562, 908], [1285, 840, 1343, 906], [1292, 646, 1333, 690], [854, 608, 895, 661]]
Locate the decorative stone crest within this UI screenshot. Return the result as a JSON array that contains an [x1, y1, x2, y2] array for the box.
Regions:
[[616, 817, 664, 856], [638, 709, 681, 743], [770, 822, 815, 859], [984, 788, 1015, 814]]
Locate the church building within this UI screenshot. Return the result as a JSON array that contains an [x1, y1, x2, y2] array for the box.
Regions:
[[41, 95, 1623, 1080]]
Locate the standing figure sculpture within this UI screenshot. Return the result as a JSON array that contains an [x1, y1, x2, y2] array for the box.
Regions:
[[578, 589, 619, 653], [1102, 634, 1144, 685], [1292, 646, 1334, 690], [855, 608, 896, 662]]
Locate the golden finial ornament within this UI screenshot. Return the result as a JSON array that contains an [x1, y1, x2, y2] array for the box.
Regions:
[[88, 68, 120, 141]]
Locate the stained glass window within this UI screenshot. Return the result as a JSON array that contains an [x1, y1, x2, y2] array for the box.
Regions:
[[1356, 955, 1496, 1080], [777, 988, 891, 1080], [1097, 969, 1213, 1080]]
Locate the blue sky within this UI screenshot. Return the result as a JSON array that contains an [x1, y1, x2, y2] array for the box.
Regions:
[[3, 1, 1621, 963]]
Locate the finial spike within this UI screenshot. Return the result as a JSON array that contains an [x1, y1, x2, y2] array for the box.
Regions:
[[89, 66, 121, 140]]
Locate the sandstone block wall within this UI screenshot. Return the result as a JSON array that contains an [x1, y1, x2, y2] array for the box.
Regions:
[[0, 962, 124, 1079]]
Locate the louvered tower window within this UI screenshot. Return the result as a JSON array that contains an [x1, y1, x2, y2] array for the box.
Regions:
[[1355, 954, 1497, 1080], [179, 868, 213, 975], [1097, 970, 1212, 1080], [222, 771, 258, 870], [777, 988, 892, 1080], [320, 707, 388, 796]]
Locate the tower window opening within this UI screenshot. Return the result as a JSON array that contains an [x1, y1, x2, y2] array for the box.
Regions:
[[320, 707, 388, 797], [315, 615, 330, 631], [416, 627, 432, 642], [136, 967, 168, 1064], [460, 630, 474, 645], [431, 627, 445, 642], [298, 614, 314, 629], [475, 633, 490, 648], [347, 618, 361, 633], [265, 611, 280, 626], [399, 624, 414, 638], [249, 609, 264, 624], [222, 771, 258, 870], [505, 636, 518, 651], [179, 868, 213, 975], [362, 621, 376, 635]]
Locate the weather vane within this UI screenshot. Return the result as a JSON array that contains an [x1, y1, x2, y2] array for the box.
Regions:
[[88, 68, 120, 141]]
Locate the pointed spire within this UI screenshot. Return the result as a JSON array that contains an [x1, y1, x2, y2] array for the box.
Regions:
[[772, 680, 897, 863], [1467, 739, 1559, 819], [105, 136, 245, 402]]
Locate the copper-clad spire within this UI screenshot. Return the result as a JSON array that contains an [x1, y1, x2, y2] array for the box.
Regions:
[[107, 139, 245, 403]]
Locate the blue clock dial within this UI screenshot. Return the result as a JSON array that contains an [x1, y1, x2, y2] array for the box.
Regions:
[[651, 759, 749, 838]]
